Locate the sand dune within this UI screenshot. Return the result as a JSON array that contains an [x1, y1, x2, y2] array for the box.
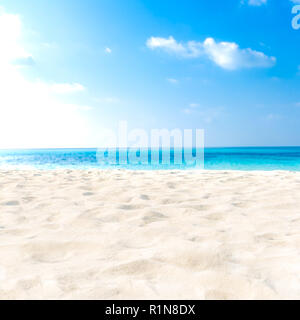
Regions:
[[0, 169, 300, 299]]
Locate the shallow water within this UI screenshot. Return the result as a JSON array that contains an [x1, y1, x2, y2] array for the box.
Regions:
[[0, 147, 300, 170]]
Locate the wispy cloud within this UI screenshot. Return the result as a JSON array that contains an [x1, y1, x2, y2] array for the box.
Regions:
[[166, 78, 179, 84], [183, 104, 223, 123], [42, 42, 57, 49], [266, 113, 282, 121], [104, 97, 119, 103], [94, 97, 120, 104], [50, 83, 85, 94], [241, 0, 267, 6], [105, 47, 112, 54], [147, 36, 200, 58], [183, 103, 200, 115], [147, 36, 275, 70]]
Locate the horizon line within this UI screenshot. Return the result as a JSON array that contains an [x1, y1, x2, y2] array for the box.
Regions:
[[1, 145, 300, 151]]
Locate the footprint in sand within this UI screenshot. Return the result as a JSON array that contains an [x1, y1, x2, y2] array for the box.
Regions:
[[1, 200, 20, 206], [17, 277, 40, 291], [23, 242, 73, 263], [142, 211, 166, 224], [104, 259, 158, 276], [167, 183, 176, 189], [83, 192, 94, 196], [140, 194, 150, 200], [22, 197, 35, 203], [118, 204, 144, 210]]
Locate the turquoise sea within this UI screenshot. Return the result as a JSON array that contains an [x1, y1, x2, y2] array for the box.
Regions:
[[0, 147, 300, 170]]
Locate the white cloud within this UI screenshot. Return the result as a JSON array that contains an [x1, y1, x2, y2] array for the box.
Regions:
[[183, 104, 223, 123], [94, 97, 120, 104], [248, 0, 267, 6], [184, 104, 199, 115], [241, 0, 267, 6], [50, 83, 85, 94], [166, 78, 178, 84], [203, 37, 275, 70], [147, 36, 276, 70], [266, 113, 282, 120], [0, 9, 90, 149], [105, 47, 112, 54], [12, 56, 35, 67], [183, 108, 192, 115], [183, 103, 199, 115], [0, 10, 33, 66], [147, 36, 187, 56], [104, 97, 120, 103]]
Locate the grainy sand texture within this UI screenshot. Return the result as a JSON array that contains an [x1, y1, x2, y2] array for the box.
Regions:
[[0, 169, 300, 299]]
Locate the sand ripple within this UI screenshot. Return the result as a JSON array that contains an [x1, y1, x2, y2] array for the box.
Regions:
[[0, 169, 300, 299]]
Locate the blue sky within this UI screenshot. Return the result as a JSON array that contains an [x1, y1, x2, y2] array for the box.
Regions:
[[0, 0, 300, 148]]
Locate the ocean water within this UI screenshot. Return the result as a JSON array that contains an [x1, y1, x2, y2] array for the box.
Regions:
[[0, 147, 300, 171]]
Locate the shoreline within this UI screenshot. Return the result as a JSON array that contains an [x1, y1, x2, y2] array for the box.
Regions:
[[1, 168, 300, 172]]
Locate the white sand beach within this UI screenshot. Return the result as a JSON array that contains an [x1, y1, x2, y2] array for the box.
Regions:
[[0, 169, 300, 300]]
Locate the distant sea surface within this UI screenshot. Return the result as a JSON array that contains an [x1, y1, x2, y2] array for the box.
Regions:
[[0, 147, 300, 171]]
